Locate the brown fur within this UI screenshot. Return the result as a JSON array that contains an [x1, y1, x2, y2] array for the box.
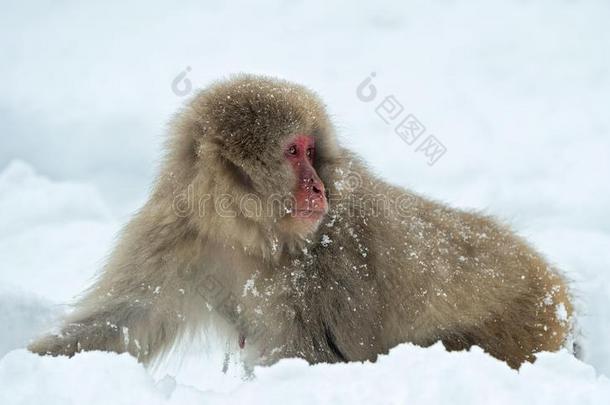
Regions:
[[29, 74, 574, 369]]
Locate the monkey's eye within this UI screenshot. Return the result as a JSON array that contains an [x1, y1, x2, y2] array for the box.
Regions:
[[287, 145, 297, 156], [306, 148, 314, 159]]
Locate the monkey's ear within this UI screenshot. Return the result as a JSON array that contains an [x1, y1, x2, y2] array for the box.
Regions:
[[221, 157, 255, 192]]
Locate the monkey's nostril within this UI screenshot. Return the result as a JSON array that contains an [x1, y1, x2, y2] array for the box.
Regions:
[[312, 185, 321, 194]]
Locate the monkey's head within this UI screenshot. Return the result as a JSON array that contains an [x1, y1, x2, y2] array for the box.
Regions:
[[164, 74, 341, 255]]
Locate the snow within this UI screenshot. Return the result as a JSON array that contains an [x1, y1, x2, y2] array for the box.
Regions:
[[1, 0, 610, 403], [1, 344, 610, 405]]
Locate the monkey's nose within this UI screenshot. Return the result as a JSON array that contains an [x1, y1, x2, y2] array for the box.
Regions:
[[307, 178, 325, 195], [300, 167, 325, 196]]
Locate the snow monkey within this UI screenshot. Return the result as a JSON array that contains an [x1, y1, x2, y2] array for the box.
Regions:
[[29, 74, 574, 369]]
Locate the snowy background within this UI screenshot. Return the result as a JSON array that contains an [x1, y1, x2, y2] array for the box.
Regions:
[[1, 0, 610, 403]]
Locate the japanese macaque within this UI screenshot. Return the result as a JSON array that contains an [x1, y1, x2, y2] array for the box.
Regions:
[[29, 74, 574, 369]]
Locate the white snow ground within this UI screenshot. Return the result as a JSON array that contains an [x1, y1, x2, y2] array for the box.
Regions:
[[1, 0, 609, 403]]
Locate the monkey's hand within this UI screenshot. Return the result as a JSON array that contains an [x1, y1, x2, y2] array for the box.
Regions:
[[28, 333, 82, 358], [28, 321, 124, 358]]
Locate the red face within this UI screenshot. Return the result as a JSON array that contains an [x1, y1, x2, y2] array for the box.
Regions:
[[284, 134, 328, 222]]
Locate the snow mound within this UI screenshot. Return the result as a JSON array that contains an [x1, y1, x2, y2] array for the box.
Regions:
[[0, 161, 119, 357], [0, 288, 57, 358], [0, 160, 118, 302], [1, 344, 608, 405], [0, 160, 112, 235]]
